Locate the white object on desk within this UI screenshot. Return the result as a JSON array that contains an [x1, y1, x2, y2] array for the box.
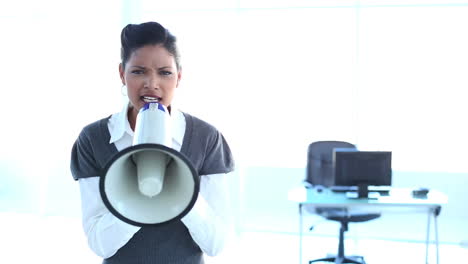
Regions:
[[345, 191, 380, 199]]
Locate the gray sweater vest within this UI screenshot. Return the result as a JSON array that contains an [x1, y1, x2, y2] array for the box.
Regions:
[[70, 112, 234, 264]]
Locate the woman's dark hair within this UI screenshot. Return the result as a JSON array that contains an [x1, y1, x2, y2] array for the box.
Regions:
[[120, 21, 181, 70]]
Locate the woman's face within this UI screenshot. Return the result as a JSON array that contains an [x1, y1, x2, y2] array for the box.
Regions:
[[119, 44, 181, 125]]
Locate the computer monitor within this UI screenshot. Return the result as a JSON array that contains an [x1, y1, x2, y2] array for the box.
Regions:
[[333, 151, 392, 198]]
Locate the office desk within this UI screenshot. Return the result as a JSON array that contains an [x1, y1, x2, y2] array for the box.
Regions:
[[288, 187, 448, 264]]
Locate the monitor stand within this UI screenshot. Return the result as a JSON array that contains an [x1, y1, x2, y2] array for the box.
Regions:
[[345, 184, 380, 199], [357, 183, 369, 198]]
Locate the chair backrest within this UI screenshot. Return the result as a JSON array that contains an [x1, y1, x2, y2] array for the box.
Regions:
[[305, 141, 356, 187]]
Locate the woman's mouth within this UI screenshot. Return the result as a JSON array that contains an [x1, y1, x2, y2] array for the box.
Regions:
[[142, 96, 161, 103]]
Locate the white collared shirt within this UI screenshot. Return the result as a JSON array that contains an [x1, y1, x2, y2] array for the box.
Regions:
[[78, 103, 231, 258]]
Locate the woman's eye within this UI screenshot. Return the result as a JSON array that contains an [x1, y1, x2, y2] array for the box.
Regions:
[[131, 70, 144, 74], [160, 71, 172, 76]]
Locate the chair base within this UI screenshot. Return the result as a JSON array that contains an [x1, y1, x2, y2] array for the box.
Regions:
[[309, 255, 366, 264]]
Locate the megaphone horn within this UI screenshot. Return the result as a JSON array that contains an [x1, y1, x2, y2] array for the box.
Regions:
[[100, 102, 199, 227]]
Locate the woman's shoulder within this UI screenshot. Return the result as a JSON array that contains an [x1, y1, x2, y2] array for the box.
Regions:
[[179, 111, 234, 174], [181, 112, 219, 135], [80, 116, 111, 136]]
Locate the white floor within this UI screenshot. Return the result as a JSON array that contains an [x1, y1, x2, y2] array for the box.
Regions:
[[2, 213, 467, 264], [209, 231, 468, 264]]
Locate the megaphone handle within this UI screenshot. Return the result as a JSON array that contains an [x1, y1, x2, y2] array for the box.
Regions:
[[133, 152, 167, 197]]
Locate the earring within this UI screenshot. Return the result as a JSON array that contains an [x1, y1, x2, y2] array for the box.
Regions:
[[121, 85, 127, 96]]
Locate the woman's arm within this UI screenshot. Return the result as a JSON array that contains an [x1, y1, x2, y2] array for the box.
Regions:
[[181, 172, 232, 256], [78, 177, 141, 258]]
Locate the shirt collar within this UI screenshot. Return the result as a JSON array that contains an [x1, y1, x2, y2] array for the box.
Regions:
[[109, 102, 185, 146]]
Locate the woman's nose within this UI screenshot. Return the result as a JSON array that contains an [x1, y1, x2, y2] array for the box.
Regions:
[[145, 74, 160, 89]]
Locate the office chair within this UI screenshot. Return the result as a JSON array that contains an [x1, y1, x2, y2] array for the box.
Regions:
[[304, 141, 381, 264]]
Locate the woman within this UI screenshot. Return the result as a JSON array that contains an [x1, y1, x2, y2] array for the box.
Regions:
[[70, 21, 234, 264]]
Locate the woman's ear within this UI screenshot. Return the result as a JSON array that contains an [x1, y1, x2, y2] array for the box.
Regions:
[[119, 63, 126, 85], [176, 69, 182, 88]]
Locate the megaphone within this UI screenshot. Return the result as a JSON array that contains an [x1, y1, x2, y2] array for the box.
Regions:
[[100, 102, 199, 227]]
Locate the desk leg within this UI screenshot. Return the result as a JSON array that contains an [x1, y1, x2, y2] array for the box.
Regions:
[[434, 207, 440, 264], [299, 204, 303, 264], [426, 206, 441, 264], [425, 209, 431, 264]]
